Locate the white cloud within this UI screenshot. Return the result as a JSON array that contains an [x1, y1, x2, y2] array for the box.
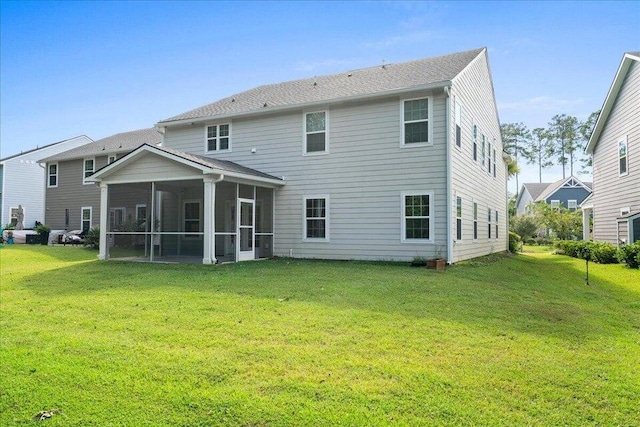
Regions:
[[293, 59, 355, 73], [361, 30, 440, 49], [499, 96, 585, 112]]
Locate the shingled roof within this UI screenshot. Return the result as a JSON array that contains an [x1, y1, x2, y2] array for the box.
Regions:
[[159, 48, 485, 124], [41, 128, 161, 162]]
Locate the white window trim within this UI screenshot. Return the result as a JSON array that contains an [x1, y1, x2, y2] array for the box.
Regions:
[[83, 158, 95, 185], [135, 204, 147, 222], [48, 162, 58, 188], [472, 200, 478, 242], [400, 97, 433, 148], [9, 206, 25, 226], [401, 191, 434, 243], [81, 206, 92, 231], [551, 200, 560, 209], [568, 200, 578, 211], [618, 136, 628, 177], [495, 209, 499, 239], [455, 196, 463, 241], [303, 111, 329, 156], [303, 195, 329, 241], [109, 207, 126, 230], [204, 123, 232, 154], [620, 207, 630, 216], [108, 155, 117, 164], [454, 100, 462, 150], [481, 134, 486, 167], [472, 124, 478, 162], [488, 208, 492, 239]]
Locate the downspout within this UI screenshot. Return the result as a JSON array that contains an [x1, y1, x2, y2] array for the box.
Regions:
[[444, 85, 452, 264]]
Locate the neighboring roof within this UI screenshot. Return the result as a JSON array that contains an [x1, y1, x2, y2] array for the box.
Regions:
[[159, 48, 485, 125], [522, 183, 550, 201], [586, 51, 640, 154], [0, 135, 92, 163], [40, 128, 161, 163], [535, 176, 592, 202], [90, 144, 284, 186]]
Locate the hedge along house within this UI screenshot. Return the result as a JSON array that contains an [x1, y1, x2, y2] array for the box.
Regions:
[[89, 48, 508, 264]]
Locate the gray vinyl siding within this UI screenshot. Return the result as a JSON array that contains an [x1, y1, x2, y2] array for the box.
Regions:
[[591, 60, 640, 244], [164, 90, 449, 261], [516, 189, 534, 215], [45, 157, 106, 230], [449, 51, 507, 262]]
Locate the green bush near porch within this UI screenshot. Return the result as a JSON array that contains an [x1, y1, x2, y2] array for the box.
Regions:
[[1, 246, 638, 426]]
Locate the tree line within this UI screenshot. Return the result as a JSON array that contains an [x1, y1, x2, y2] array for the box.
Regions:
[[501, 111, 600, 190]]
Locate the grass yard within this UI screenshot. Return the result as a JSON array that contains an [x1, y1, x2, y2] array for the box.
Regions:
[[1, 246, 638, 426]]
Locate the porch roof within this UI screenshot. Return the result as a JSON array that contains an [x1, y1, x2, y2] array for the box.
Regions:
[[88, 144, 285, 187]]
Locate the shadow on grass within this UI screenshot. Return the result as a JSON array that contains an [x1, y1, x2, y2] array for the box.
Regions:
[[6, 248, 640, 342]]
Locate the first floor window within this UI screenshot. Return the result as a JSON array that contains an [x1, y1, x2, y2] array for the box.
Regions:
[[136, 204, 147, 230], [402, 192, 432, 241], [109, 207, 125, 230], [473, 202, 478, 240], [304, 196, 328, 239], [568, 200, 577, 211], [495, 210, 499, 239], [83, 158, 95, 183], [456, 196, 462, 240], [305, 111, 327, 153], [81, 207, 92, 232], [48, 163, 58, 187], [206, 124, 230, 152], [65, 209, 70, 228], [619, 138, 628, 175], [10, 206, 25, 227], [488, 208, 492, 239], [184, 201, 201, 234], [403, 98, 429, 145], [551, 200, 560, 209]]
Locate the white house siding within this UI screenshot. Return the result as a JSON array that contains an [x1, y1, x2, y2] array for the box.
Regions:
[[450, 51, 507, 262], [2, 135, 92, 229], [163, 90, 449, 261], [592, 60, 640, 244]]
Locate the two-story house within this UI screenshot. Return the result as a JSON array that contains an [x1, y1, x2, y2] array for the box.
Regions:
[[1, 135, 92, 230], [40, 128, 161, 233], [583, 51, 640, 244], [88, 48, 508, 264], [516, 176, 592, 215]]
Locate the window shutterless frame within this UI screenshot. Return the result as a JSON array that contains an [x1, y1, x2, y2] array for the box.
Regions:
[[401, 97, 432, 147], [401, 191, 434, 243], [83, 158, 95, 185], [303, 111, 329, 155], [618, 137, 628, 176], [205, 123, 231, 153], [48, 162, 58, 188], [303, 195, 329, 241]]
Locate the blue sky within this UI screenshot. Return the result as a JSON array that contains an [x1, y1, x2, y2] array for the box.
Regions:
[[1, 1, 638, 194]]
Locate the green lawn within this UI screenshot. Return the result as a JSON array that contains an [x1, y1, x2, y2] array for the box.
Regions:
[[1, 246, 638, 426]]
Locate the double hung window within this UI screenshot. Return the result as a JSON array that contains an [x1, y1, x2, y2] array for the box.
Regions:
[[402, 192, 433, 242], [304, 196, 328, 240], [305, 112, 327, 154], [206, 124, 230, 152], [402, 98, 430, 145]]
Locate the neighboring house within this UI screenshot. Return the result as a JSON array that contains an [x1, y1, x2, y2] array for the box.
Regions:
[[89, 48, 508, 264], [583, 51, 640, 244], [516, 176, 592, 215], [40, 128, 161, 232], [0, 135, 93, 229]]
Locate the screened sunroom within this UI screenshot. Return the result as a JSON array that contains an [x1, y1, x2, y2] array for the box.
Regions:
[[88, 145, 284, 264]]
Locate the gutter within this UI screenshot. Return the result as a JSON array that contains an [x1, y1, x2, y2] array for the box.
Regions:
[[444, 85, 452, 264]]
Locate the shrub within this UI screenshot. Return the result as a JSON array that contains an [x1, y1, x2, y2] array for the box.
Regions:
[[510, 215, 539, 240], [84, 227, 100, 249], [554, 240, 619, 265], [617, 242, 640, 268], [509, 231, 521, 253]]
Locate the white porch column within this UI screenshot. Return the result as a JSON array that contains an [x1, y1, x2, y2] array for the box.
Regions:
[[98, 183, 109, 260], [203, 177, 216, 265]]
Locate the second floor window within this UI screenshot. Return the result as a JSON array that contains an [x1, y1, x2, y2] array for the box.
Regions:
[[472, 125, 478, 161], [206, 124, 230, 152], [619, 138, 628, 175], [83, 158, 95, 184], [48, 163, 58, 187], [403, 98, 430, 145], [305, 111, 327, 154], [454, 101, 462, 148]]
